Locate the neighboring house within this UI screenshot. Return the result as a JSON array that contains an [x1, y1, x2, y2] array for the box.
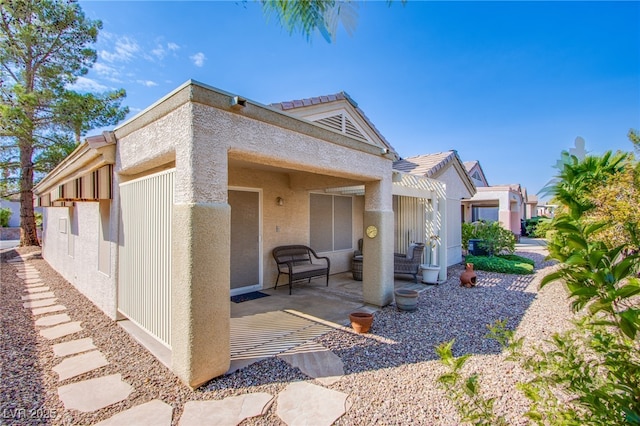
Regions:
[[0, 198, 21, 227], [0, 197, 42, 241], [461, 161, 538, 238], [33, 80, 446, 388], [393, 151, 476, 266]]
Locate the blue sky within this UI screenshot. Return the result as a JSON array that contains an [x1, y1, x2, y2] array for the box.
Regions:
[[77, 1, 640, 200]]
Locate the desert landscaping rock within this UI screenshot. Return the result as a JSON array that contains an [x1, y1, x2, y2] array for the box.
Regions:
[[179, 393, 274, 426], [31, 304, 66, 315], [2, 246, 572, 425], [95, 400, 174, 426], [52, 337, 97, 357], [277, 381, 351, 426], [23, 298, 57, 308], [53, 350, 109, 381], [35, 313, 71, 327], [57, 374, 133, 412], [39, 321, 82, 340]]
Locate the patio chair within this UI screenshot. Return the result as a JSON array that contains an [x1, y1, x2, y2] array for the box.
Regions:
[[394, 243, 425, 283]]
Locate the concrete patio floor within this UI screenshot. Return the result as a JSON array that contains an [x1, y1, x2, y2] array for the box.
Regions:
[[231, 272, 427, 325]]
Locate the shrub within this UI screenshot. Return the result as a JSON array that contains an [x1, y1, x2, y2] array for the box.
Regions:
[[466, 254, 534, 275], [497, 253, 535, 266], [0, 207, 11, 227], [472, 221, 516, 256]]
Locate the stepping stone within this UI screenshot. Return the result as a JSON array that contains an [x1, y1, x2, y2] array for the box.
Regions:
[[24, 286, 50, 293], [58, 374, 133, 412], [23, 298, 57, 308], [179, 393, 273, 426], [21, 292, 55, 301], [35, 313, 71, 327], [53, 350, 109, 381], [24, 279, 45, 285], [40, 321, 82, 340], [95, 400, 173, 426], [53, 338, 97, 358], [277, 342, 344, 386], [17, 273, 40, 279], [277, 382, 351, 426], [32, 305, 66, 315]]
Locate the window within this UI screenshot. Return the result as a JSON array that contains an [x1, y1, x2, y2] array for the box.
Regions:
[[472, 206, 498, 222], [310, 194, 352, 252]]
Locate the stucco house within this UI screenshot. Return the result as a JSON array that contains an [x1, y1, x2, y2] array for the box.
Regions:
[[392, 151, 476, 266], [461, 160, 538, 238], [33, 80, 446, 388]]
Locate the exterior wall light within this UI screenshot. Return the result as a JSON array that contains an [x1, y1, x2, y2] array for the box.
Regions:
[[276, 197, 284, 206]]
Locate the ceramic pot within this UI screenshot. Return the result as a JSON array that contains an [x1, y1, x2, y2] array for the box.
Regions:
[[460, 263, 477, 287], [349, 312, 374, 333], [421, 264, 440, 284], [394, 288, 419, 311]]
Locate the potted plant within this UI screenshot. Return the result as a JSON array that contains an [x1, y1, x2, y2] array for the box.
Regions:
[[394, 288, 419, 311], [421, 234, 440, 284]]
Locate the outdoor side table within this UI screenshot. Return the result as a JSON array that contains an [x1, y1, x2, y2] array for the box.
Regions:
[[351, 256, 363, 281]]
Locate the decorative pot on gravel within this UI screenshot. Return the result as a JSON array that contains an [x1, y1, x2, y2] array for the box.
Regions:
[[421, 264, 440, 285], [460, 263, 477, 288], [394, 289, 419, 311], [349, 312, 374, 333]]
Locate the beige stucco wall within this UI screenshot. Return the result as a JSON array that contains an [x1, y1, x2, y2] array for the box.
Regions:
[[41, 203, 118, 319]]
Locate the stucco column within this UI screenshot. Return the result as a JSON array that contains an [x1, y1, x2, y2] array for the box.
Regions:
[[362, 179, 394, 306], [171, 111, 230, 388]]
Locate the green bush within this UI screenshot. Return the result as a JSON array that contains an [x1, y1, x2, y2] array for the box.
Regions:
[[497, 253, 535, 266], [466, 254, 534, 275], [0, 207, 11, 227], [464, 220, 516, 256]]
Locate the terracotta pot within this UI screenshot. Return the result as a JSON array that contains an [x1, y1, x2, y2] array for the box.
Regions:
[[460, 263, 477, 288], [349, 312, 374, 333], [394, 288, 419, 311]]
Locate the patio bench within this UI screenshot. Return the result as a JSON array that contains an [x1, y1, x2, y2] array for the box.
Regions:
[[272, 245, 331, 295]]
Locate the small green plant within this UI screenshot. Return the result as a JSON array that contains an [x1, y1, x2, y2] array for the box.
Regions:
[[466, 254, 534, 275], [0, 207, 11, 227], [436, 339, 509, 426]]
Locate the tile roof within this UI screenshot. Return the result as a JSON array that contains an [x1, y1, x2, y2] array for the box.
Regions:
[[463, 161, 478, 172], [393, 151, 476, 194], [393, 151, 458, 178]]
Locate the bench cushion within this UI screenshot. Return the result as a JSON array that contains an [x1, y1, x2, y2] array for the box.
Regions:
[[279, 264, 328, 274]]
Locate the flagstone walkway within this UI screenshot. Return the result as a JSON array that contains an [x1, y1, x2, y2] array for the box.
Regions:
[[7, 253, 352, 425]]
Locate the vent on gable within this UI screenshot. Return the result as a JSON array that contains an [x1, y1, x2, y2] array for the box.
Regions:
[[314, 114, 367, 141], [316, 115, 343, 132]]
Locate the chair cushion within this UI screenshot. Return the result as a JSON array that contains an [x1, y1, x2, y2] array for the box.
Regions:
[[406, 243, 418, 259]]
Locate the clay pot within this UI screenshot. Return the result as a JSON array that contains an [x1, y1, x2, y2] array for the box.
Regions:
[[394, 288, 419, 311], [460, 263, 477, 288], [349, 312, 374, 333]]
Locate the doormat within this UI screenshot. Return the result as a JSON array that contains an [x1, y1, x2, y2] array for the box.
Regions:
[[231, 291, 270, 303]]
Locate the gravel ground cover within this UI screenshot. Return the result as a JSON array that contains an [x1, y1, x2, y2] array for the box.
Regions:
[[1, 247, 573, 425]]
